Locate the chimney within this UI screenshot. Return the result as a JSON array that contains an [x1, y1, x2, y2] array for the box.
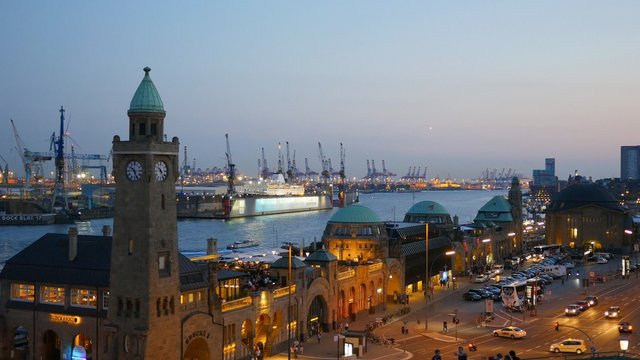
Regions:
[[102, 225, 112, 237], [68, 227, 78, 262], [207, 238, 218, 255]]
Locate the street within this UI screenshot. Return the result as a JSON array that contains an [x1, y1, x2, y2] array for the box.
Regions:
[[378, 261, 640, 359]]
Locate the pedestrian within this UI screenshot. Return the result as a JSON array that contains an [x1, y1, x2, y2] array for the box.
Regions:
[[496, 353, 503, 360], [509, 350, 520, 360], [317, 332, 321, 343], [455, 346, 468, 360], [443, 321, 448, 333], [345, 322, 349, 331], [394, 293, 398, 304], [432, 349, 442, 360], [299, 342, 304, 355]]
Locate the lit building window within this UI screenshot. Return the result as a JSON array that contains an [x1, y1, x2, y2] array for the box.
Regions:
[[71, 288, 97, 308], [10, 283, 35, 302], [41, 286, 65, 305]]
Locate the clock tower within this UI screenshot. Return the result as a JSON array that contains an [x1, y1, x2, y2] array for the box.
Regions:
[[107, 67, 181, 359]]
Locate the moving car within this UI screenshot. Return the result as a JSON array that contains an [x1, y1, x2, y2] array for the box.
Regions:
[[575, 300, 589, 312], [493, 326, 527, 339], [550, 339, 587, 354], [565, 304, 581, 316], [619, 322, 633, 333], [605, 306, 621, 319], [584, 296, 598, 306]]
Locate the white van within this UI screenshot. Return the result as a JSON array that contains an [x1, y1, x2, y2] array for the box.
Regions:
[[543, 265, 567, 278], [492, 264, 505, 275]]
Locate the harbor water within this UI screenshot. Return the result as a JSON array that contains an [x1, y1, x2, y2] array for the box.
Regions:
[[0, 190, 505, 267]]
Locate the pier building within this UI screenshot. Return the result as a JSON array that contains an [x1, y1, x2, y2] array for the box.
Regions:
[[546, 182, 632, 254]]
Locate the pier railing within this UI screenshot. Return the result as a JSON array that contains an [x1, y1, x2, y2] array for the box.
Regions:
[[221, 296, 253, 312], [273, 284, 296, 298], [338, 269, 355, 280], [368, 262, 383, 273]]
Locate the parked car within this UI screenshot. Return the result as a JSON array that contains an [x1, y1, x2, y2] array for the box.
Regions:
[[463, 291, 482, 301], [619, 322, 633, 333], [475, 274, 490, 283], [605, 306, 621, 319], [596, 257, 608, 264], [550, 339, 587, 354], [493, 326, 527, 339]]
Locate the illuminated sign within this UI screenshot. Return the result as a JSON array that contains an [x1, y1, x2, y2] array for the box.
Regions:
[[49, 313, 81, 324]]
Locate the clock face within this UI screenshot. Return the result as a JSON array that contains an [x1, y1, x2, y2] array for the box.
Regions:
[[126, 161, 143, 181], [154, 161, 168, 182]]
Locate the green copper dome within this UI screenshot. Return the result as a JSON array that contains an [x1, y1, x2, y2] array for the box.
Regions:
[[406, 201, 449, 215], [128, 67, 165, 114], [329, 205, 381, 224]]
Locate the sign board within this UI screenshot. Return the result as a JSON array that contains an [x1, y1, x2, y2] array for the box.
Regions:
[[485, 299, 493, 313]]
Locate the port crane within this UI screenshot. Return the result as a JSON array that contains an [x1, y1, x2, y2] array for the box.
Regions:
[[304, 157, 318, 179], [286, 141, 294, 182], [0, 154, 9, 184], [260, 147, 270, 180], [381, 160, 396, 178], [225, 134, 236, 195], [11, 118, 51, 187], [318, 142, 330, 182], [339, 142, 346, 182]]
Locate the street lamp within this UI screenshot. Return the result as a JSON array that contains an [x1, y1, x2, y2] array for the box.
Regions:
[[424, 244, 454, 332]]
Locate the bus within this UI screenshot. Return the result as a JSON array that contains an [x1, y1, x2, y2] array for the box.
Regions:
[[501, 280, 527, 310], [532, 244, 561, 257]]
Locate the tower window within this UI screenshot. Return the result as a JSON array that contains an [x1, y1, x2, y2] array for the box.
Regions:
[[159, 251, 171, 277], [156, 298, 161, 317], [128, 240, 134, 255], [139, 123, 146, 136], [151, 123, 157, 136]]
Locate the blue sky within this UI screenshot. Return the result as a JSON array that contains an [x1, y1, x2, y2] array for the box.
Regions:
[[1, 1, 639, 181]]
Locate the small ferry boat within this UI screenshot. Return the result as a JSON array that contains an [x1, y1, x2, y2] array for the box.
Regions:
[[226, 240, 260, 250]]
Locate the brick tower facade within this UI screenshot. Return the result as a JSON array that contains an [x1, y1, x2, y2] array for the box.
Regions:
[[105, 67, 181, 359]]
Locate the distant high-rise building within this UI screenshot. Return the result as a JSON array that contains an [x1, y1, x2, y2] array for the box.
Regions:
[[621, 146, 640, 180], [533, 158, 556, 186], [530, 158, 558, 204]]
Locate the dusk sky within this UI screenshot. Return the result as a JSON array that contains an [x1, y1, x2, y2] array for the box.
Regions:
[[1, 1, 639, 181]]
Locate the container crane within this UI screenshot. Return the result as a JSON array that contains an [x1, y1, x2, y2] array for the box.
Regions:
[[366, 160, 372, 178], [224, 134, 236, 195], [339, 143, 346, 182], [277, 142, 284, 175], [261, 147, 269, 180], [286, 141, 293, 182], [11, 118, 51, 187], [318, 142, 329, 182]]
